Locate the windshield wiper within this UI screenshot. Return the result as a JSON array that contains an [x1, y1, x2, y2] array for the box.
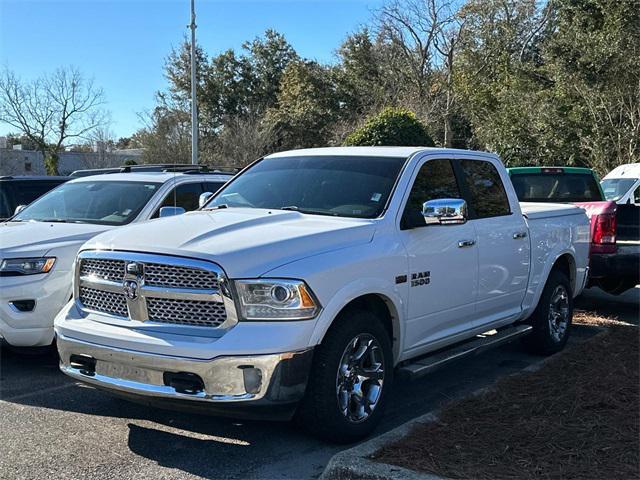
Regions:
[[37, 218, 84, 224], [204, 203, 228, 211], [280, 206, 339, 217]]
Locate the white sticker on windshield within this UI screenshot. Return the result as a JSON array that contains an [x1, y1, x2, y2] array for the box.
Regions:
[[371, 193, 382, 202]]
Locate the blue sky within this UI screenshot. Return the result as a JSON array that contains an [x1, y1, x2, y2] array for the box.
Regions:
[[0, 0, 382, 139]]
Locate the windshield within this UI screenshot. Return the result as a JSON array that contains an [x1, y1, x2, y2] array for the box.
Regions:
[[206, 155, 407, 218], [510, 173, 603, 203], [13, 181, 161, 225], [601, 178, 638, 201]]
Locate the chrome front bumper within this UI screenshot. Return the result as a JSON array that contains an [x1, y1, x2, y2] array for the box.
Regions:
[[57, 332, 313, 408]]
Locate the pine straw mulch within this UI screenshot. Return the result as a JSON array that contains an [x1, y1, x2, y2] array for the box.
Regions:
[[372, 314, 639, 479]]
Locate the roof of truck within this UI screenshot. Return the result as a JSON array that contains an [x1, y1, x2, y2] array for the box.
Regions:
[[604, 163, 640, 179], [507, 166, 596, 175], [266, 146, 496, 159]]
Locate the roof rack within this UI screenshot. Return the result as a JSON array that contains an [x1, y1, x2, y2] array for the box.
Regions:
[[70, 164, 240, 177]]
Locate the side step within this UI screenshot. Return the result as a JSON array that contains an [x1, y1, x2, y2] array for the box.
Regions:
[[398, 324, 533, 380]]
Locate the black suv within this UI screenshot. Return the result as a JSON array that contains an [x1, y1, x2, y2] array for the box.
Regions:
[[0, 176, 69, 221]]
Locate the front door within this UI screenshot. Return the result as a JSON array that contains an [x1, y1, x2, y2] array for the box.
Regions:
[[398, 158, 478, 354]]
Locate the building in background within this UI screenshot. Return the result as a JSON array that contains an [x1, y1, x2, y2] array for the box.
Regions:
[[0, 137, 143, 175]]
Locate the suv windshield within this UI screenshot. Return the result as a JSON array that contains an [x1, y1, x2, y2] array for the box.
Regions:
[[13, 181, 161, 225], [601, 178, 638, 201], [510, 173, 603, 203], [206, 155, 407, 218]]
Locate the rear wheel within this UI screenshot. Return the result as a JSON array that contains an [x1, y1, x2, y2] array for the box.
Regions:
[[523, 269, 573, 355], [296, 310, 393, 443]]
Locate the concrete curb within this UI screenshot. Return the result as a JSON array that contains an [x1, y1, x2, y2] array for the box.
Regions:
[[320, 325, 609, 480], [319, 411, 445, 480]]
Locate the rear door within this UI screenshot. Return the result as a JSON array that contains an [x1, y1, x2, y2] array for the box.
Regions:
[[457, 156, 530, 326]]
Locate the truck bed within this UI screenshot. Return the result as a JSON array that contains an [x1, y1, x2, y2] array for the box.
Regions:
[[520, 202, 587, 220]]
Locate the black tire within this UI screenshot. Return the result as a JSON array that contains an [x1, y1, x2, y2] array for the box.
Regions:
[[522, 269, 573, 355], [295, 309, 394, 443], [596, 278, 635, 296]]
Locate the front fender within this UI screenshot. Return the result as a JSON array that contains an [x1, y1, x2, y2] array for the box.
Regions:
[[308, 278, 405, 364]]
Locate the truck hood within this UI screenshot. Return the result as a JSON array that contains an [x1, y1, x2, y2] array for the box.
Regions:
[[0, 221, 112, 258], [84, 208, 377, 278]]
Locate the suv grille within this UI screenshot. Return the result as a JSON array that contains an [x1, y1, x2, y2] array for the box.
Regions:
[[76, 253, 232, 329]]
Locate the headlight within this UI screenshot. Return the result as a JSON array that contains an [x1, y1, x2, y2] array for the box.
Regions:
[[0, 257, 56, 276], [234, 279, 320, 320]]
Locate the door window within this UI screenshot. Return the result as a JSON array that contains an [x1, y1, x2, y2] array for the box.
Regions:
[[633, 186, 640, 204], [153, 182, 203, 218], [404, 159, 461, 218], [459, 159, 511, 218], [204, 181, 226, 194]]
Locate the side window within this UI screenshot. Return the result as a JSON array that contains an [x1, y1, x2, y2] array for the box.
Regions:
[[153, 182, 203, 218], [404, 159, 461, 215], [459, 159, 511, 218], [204, 181, 226, 194], [633, 186, 640, 204]]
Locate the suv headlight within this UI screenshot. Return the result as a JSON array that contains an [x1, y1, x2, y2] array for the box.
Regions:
[[234, 279, 320, 320], [0, 257, 56, 276]]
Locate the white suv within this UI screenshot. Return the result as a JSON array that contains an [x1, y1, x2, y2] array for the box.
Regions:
[[0, 170, 233, 348]]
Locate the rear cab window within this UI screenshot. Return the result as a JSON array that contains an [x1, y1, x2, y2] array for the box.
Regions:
[[510, 168, 604, 203]]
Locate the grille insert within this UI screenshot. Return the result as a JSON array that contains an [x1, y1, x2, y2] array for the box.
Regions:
[[80, 259, 125, 282], [144, 263, 219, 290], [79, 286, 128, 317], [147, 298, 227, 327]]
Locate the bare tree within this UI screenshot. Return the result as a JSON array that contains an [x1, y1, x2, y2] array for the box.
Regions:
[[377, 0, 465, 146], [0, 66, 108, 174]]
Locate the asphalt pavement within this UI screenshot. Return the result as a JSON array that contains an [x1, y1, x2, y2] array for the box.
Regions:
[[0, 287, 637, 480]]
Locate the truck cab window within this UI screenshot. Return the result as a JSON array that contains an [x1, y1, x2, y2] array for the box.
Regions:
[[404, 159, 461, 216], [153, 182, 203, 218], [460, 160, 511, 218]]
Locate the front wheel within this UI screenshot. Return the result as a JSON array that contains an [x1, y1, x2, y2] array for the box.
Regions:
[[295, 310, 393, 443], [523, 269, 573, 355]]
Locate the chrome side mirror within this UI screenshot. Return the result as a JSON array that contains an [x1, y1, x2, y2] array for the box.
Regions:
[[159, 206, 186, 218], [423, 198, 467, 225], [199, 191, 214, 208], [14, 205, 26, 215]]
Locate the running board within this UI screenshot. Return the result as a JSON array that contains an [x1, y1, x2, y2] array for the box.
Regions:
[[398, 324, 533, 380]]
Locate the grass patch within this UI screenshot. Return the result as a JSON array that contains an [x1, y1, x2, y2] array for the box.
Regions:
[[373, 316, 639, 479]]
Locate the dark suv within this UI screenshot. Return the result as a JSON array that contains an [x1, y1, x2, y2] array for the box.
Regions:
[[0, 176, 69, 221]]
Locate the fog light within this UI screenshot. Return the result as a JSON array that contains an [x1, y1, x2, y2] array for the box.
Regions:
[[241, 366, 263, 395], [9, 299, 36, 312]]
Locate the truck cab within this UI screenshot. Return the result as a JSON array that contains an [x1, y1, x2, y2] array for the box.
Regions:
[[55, 148, 590, 442]]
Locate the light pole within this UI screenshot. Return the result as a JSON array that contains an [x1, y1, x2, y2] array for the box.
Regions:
[[189, 0, 198, 165]]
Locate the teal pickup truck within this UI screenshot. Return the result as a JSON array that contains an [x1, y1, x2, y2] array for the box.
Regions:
[[508, 166, 639, 294]]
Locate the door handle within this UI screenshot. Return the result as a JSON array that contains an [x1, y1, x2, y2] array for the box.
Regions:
[[458, 239, 476, 248], [513, 231, 528, 239]]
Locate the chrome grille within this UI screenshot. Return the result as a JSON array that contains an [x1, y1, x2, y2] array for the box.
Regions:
[[144, 263, 219, 289], [79, 286, 128, 317], [147, 298, 227, 327], [75, 252, 234, 329], [80, 259, 125, 282]]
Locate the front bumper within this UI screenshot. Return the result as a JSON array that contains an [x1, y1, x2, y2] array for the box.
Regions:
[[57, 332, 314, 419], [0, 270, 71, 347]]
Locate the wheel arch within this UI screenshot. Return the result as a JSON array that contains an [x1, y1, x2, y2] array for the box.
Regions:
[[311, 291, 403, 364]]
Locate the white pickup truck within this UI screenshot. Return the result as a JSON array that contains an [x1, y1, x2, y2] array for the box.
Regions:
[[55, 147, 590, 442]]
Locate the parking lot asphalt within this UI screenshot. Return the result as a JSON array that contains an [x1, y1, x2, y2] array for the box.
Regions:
[[1, 287, 637, 480]]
